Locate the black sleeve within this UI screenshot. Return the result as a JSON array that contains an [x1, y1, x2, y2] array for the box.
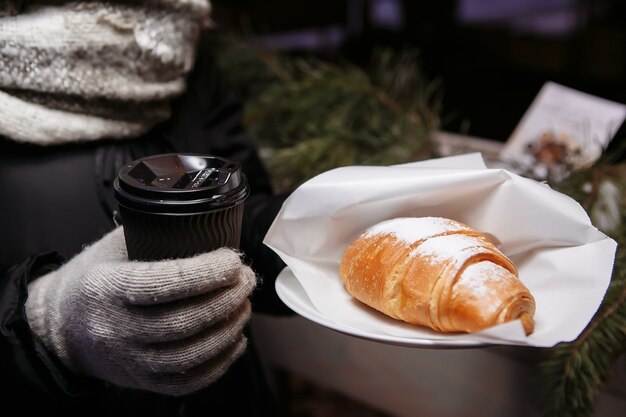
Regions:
[[161, 31, 291, 315], [241, 192, 292, 315], [0, 254, 98, 414]]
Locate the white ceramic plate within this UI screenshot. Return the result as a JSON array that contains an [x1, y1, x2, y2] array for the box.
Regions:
[[275, 267, 489, 348]]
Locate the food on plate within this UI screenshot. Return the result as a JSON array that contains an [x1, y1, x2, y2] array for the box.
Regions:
[[339, 217, 536, 334]]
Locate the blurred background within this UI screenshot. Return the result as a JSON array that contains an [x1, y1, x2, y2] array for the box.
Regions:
[[212, 0, 626, 143], [206, 2, 626, 417]]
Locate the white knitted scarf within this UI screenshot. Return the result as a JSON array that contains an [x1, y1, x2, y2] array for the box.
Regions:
[[0, 0, 211, 145]]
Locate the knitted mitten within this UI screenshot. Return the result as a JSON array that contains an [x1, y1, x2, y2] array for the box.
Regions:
[[25, 227, 256, 396]]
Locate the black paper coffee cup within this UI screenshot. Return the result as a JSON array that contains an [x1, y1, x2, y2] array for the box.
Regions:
[[113, 153, 249, 261]]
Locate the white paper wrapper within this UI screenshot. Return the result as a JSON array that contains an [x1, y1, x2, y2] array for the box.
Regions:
[[263, 154, 617, 347]]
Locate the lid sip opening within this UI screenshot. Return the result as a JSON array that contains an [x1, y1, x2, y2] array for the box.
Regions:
[[114, 154, 249, 215]]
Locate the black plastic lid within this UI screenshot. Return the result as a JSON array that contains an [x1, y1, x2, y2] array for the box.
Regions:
[[113, 153, 249, 215]]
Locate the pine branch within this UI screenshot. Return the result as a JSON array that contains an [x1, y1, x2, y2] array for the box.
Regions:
[[541, 166, 626, 417], [216, 38, 441, 193]]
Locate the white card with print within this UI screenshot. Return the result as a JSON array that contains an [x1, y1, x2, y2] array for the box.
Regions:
[[501, 81, 626, 168]]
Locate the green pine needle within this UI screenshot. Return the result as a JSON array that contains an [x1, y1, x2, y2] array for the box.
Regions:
[[542, 165, 626, 417], [216, 37, 441, 193]]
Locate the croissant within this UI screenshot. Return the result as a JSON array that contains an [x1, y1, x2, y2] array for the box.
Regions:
[[339, 217, 536, 335]]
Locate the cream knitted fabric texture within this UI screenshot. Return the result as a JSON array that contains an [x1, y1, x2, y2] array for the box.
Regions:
[[0, 0, 211, 145], [25, 227, 257, 396]]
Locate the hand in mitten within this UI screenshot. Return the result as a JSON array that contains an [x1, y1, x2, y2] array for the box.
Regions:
[[25, 227, 256, 396]]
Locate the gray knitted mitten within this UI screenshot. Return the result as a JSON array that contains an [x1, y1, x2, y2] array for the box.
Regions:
[[25, 227, 256, 396]]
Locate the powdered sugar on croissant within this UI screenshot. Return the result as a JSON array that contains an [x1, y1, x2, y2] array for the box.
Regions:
[[339, 217, 536, 334]]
